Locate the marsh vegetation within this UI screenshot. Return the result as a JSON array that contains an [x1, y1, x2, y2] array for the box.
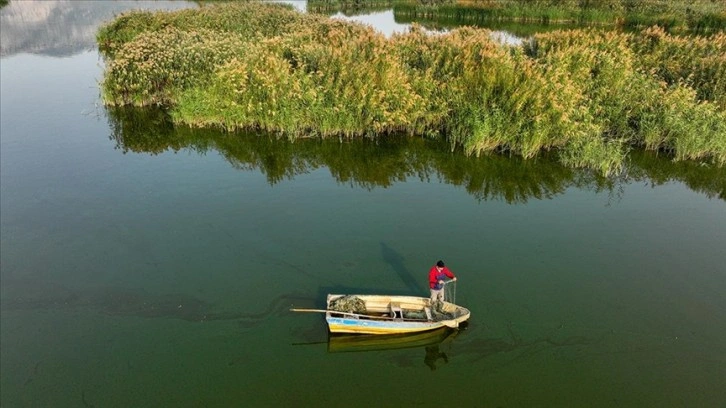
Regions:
[[97, 1, 725, 176], [391, 0, 726, 33], [306, 0, 394, 16]]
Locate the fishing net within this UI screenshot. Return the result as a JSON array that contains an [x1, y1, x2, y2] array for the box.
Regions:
[[403, 310, 426, 320], [329, 295, 367, 314], [430, 300, 454, 321], [444, 280, 457, 304]]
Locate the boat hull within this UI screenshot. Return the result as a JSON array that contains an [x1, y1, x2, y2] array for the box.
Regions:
[[328, 327, 457, 353], [325, 294, 470, 335]]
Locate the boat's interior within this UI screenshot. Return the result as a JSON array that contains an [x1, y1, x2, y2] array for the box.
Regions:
[[328, 295, 448, 321]]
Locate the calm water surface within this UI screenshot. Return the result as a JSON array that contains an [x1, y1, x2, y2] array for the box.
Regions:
[[1, 1, 725, 407]]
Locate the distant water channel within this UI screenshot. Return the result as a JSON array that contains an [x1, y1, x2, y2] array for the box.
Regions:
[[1, 1, 725, 407]]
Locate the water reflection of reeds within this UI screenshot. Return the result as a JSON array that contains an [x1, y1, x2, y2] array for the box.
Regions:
[[106, 106, 726, 202]]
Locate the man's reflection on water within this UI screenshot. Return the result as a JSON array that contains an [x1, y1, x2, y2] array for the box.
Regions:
[[424, 344, 449, 370]]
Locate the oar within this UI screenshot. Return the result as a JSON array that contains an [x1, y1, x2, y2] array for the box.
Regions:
[[290, 308, 372, 319], [291, 308, 334, 314], [290, 308, 412, 321]]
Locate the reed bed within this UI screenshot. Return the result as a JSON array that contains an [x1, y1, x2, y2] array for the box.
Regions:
[[632, 26, 726, 109], [97, 1, 726, 175], [98, 2, 327, 105], [393, 0, 726, 32], [307, 0, 394, 16]]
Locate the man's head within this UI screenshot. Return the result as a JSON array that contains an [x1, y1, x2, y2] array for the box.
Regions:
[[436, 260, 445, 268]]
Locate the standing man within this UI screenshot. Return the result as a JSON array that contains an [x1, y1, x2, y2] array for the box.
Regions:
[[429, 260, 456, 303]]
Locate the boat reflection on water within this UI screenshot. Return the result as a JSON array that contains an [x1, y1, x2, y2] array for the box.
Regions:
[[328, 327, 458, 353], [327, 324, 467, 370]]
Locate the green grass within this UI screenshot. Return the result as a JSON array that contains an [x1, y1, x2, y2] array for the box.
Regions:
[[97, 1, 726, 176]]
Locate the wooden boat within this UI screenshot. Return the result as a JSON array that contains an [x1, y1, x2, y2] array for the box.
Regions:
[[322, 294, 470, 335], [327, 327, 458, 353]]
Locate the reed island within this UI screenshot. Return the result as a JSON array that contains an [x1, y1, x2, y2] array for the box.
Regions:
[[97, 1, 725, 176]]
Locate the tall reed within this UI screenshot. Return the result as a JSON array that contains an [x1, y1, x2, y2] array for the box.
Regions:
[[98, 2, 329, 106], [307, 0, 394, 16], [632, 26, 726, 109], [526, 28, 725, 168], [175, 20, 428, 137]]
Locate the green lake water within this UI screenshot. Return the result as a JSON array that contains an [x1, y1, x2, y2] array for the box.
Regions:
[[1, 2, 725, 407]]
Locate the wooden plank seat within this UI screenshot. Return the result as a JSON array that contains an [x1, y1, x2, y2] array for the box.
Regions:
[[390, 302, 403, 320]]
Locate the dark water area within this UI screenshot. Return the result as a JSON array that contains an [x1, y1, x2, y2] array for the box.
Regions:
[[1, 1, 725, 407]]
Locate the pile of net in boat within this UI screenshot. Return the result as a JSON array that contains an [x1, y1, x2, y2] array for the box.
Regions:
[[403, 310, 426, 320], [431, 300, 454, 321], [329, 295, 367, 314]]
